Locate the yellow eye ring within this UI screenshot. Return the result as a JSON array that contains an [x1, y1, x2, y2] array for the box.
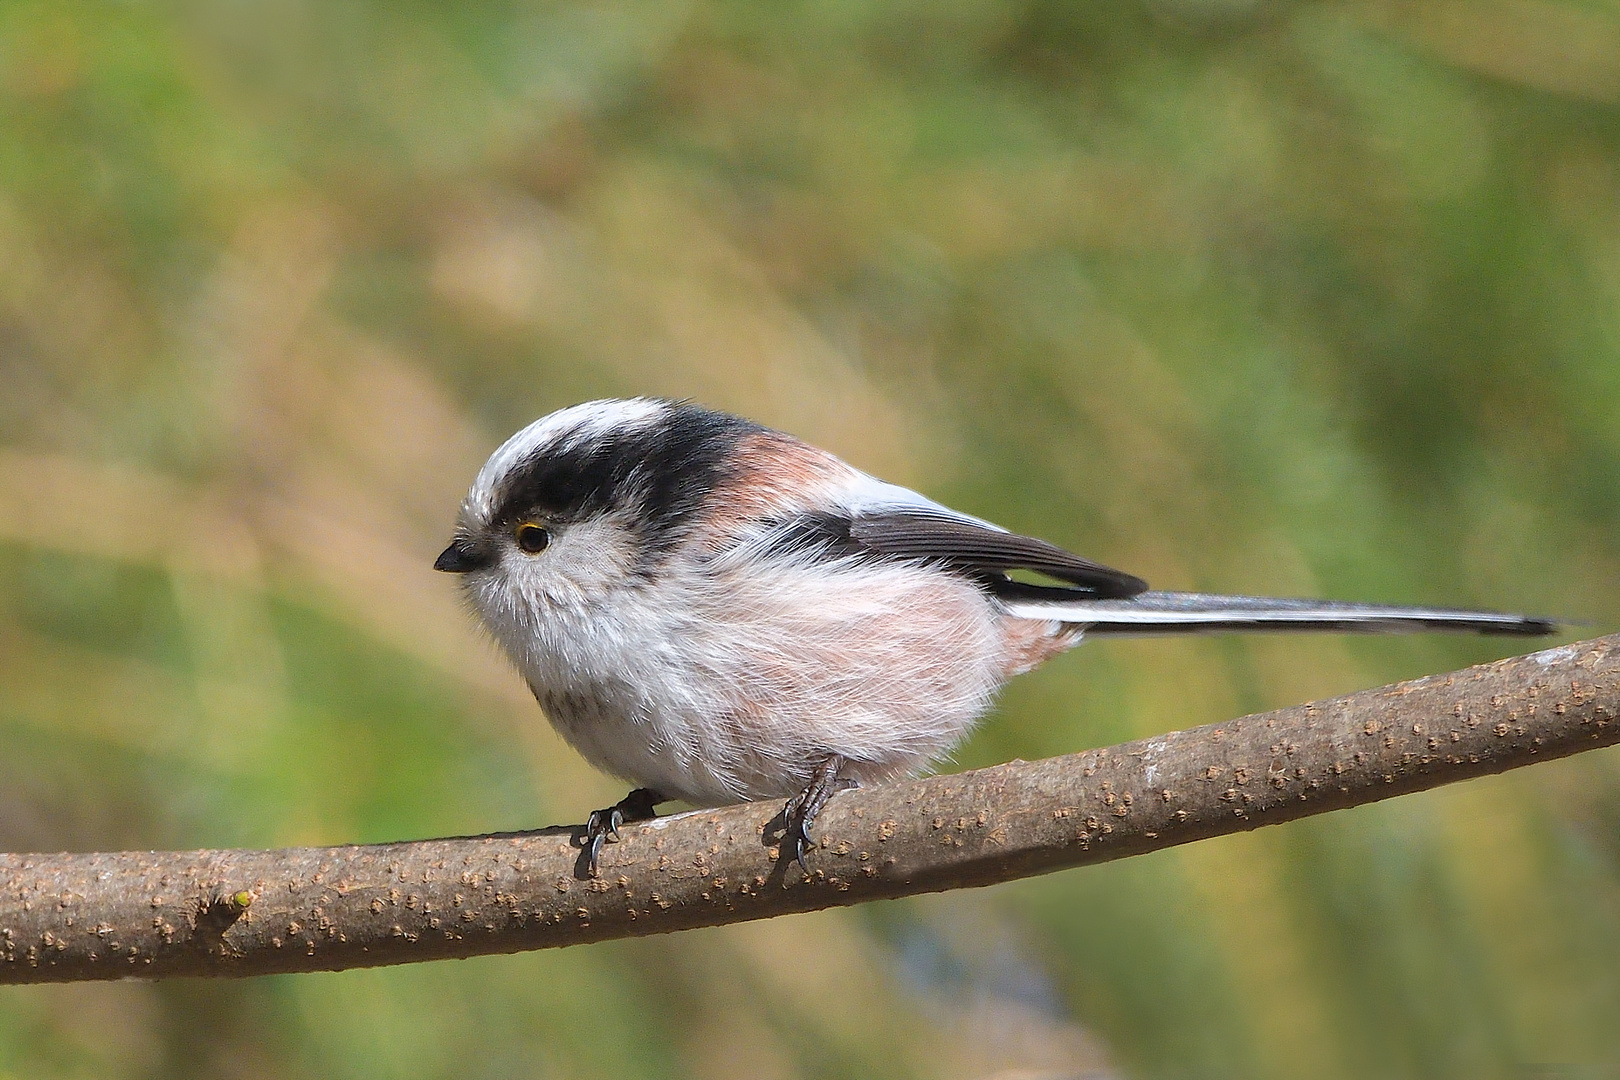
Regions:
[[515, 523, 550, 554]]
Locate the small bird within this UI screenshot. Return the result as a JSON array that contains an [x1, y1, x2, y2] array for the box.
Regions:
[[436, 398, 1556, 873]]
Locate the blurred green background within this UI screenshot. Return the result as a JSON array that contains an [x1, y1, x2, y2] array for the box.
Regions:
[[0, 0, 1617, 1077]]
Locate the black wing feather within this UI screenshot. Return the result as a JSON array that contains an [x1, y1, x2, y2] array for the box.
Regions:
[[847, 507, 1147, 599]]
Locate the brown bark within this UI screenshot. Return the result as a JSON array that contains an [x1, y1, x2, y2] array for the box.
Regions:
[[1, 635, 1616, 984]]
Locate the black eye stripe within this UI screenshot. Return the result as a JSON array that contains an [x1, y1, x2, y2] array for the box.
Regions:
[[489, 402, 759, 561]]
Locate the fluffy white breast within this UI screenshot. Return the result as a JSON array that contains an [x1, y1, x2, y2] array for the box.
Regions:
[[479, 547, 1013, 805]]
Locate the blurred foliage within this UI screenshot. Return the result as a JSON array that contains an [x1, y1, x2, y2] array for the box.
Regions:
[[0, 0, 1618, 1076]]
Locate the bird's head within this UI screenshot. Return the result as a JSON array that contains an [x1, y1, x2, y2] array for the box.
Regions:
[[436, 398, 759, 618]]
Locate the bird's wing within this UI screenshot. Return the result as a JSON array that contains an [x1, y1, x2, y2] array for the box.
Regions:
[[844, 502, 1148, 599]]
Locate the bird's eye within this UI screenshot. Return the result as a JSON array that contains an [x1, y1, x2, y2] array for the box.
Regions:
[[515, 523, 550, 554]]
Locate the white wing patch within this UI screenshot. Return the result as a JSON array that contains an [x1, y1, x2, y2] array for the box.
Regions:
[[837, 471, 1007, 532]]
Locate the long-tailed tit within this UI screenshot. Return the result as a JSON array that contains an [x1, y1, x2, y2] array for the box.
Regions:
[[436, 398, 1556, 872]]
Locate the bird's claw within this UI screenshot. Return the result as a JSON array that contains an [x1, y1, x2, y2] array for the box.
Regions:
[[583, 807, 621, 875], [782, 755, 857, 875], [783, 795, 814, 875], [582, 788, 662, 876], [586, 805, 624, 843]]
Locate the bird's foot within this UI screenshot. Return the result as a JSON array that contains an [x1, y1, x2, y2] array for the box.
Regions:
[[783, 754, 858, 874], [583, 788, 663, 876]]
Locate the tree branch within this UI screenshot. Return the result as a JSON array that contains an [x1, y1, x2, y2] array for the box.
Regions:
[[2, 636, 1616, 984]]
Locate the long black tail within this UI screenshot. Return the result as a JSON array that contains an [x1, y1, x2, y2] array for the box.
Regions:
[[1001, 591, 1559, 637]]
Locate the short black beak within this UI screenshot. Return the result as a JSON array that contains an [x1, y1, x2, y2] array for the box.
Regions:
[[434, 540, 488, 573]]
